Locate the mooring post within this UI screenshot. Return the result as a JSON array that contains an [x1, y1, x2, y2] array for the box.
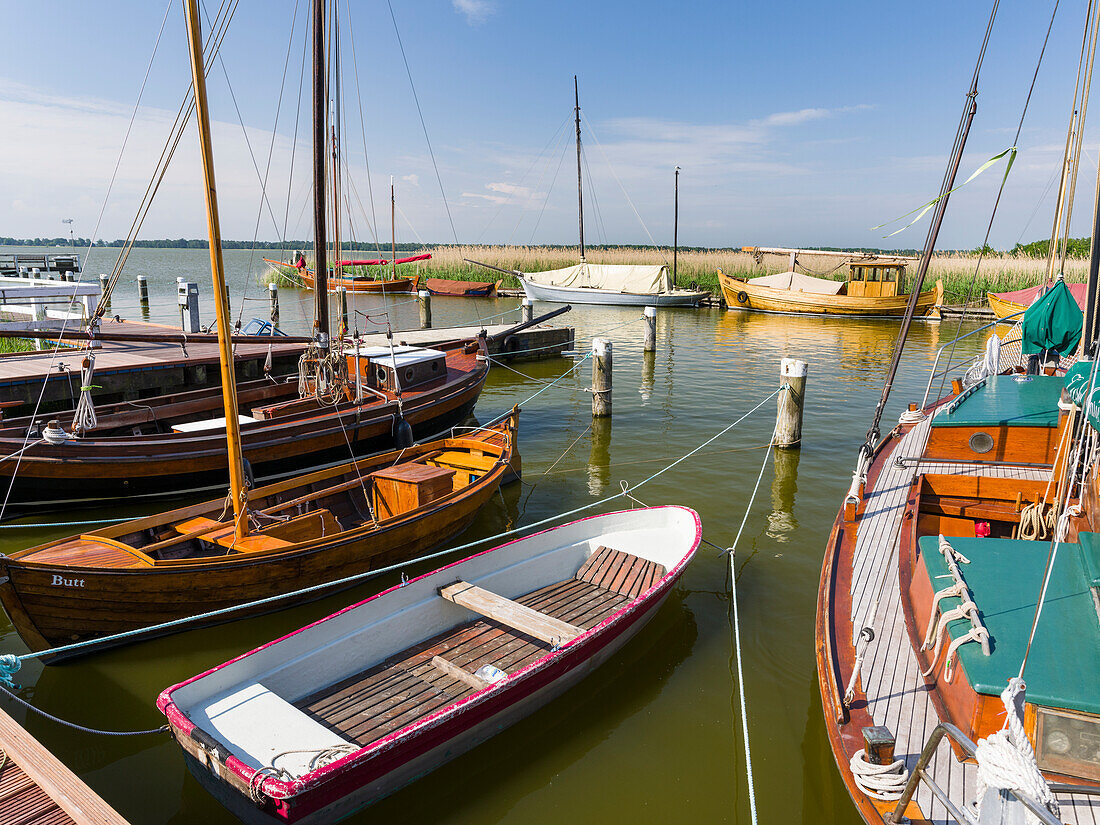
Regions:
[[268, 282, 280, 328], [774, 358, 807, 448], [98, 274, 110, 308], [137, 274, 149, 305], [521, 297, 533, 323], [592, 337, 612, 417], [336, 286, 349, 336], [643, 305, 657, 352], [418, 289, 432, 329], [177, 279, 200, 333]]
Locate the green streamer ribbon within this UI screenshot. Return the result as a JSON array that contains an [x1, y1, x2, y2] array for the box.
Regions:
[[873, 146, 1017, 237]]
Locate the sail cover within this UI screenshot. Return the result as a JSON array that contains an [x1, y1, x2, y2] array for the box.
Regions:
[[1021, 279, 1083, 356], [748, 271, 845, 296], [523, 263, 673, 294]]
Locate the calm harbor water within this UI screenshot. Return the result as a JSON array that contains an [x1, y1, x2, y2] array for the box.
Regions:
[[0, 247, 986, 824]]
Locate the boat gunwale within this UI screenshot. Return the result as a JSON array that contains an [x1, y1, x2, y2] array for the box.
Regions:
[[156, 505, 702, 804]]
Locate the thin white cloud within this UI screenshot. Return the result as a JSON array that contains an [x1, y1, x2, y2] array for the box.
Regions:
[[401, 173, 420, 186], [452, 0, 494, 24]]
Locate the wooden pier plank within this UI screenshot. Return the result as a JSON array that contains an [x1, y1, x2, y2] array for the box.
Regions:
[[0, 705, 128, 825]]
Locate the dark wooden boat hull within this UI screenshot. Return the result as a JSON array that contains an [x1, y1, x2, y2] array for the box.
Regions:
[[0, 341, 487, 508], [0, 426, 516, 659]]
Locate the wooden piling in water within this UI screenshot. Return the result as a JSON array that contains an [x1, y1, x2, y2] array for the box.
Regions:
[[643, 305, 657, 352], [774, 358, 807, 448], [522, 297, 533, 323], [137, 274, 149, 304], [592, 337, 612, 417], [269, 282, 280, 327], [418, 289, 432, 329]]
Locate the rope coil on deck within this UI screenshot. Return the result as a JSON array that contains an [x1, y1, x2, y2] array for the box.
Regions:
[[849, 751, 908, 801]]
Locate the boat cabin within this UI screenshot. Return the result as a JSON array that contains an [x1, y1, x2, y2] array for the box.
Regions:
[[845, 257, 909, 298]]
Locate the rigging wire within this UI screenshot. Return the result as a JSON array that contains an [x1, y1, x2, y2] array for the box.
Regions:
[[476, 115, 572, 246], [581, 111, 670, 265], [386, 0, 459, 244], [528, 136, 572, 243], [935, 0, 1060, 402], [511, 122, 573, 245], [344, 0, 381, 254]]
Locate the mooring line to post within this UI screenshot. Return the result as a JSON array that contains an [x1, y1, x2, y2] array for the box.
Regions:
[[725, 401, 783, 825]]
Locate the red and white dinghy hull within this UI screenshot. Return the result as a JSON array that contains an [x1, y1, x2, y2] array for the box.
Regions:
[[158, 507, 700, 824]]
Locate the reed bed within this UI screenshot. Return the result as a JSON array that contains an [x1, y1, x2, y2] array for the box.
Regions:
[[259, 245, 1088, 304]]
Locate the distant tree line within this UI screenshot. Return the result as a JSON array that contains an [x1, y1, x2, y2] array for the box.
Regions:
[[1009, 237, 1091, 258]]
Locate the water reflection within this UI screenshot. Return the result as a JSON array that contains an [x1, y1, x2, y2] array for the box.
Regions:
[[587, 417, 611, 497], [767, 447, 800, 543], [640, 350, 655, 403]]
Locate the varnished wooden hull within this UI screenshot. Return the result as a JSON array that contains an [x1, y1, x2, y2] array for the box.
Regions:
[[0, 340, 488, 507], [302, 269, 418, 293], [986, 291, 1026, 319], [0, 421, 517, 660], [719, 271, 943, 318]]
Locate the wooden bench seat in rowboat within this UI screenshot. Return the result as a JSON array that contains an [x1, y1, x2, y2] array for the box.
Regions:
[[171, 511, 340, 553], [425, 451, 497, 473], [440, 581, 584, 646]]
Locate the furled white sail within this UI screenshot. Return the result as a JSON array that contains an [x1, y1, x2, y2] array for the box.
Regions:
[[748, 270, 845, 296], [523, 263, 673, 295]]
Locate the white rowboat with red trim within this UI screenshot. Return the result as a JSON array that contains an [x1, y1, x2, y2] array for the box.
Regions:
[[157, 505, 701, 824]]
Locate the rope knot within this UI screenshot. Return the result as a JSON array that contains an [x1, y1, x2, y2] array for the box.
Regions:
[[0, 655, 21, 690]]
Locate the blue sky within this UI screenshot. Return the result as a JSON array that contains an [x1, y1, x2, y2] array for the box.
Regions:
[[0, 1, 1094, 250]]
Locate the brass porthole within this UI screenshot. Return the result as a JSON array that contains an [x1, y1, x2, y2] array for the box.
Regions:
[[969, 432, 994, 454]]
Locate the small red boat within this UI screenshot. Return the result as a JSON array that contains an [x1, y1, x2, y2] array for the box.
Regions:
[[158, 506, 700, 824], [423, 277, 502, 297]]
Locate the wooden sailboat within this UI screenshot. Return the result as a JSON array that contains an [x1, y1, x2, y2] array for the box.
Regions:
[[987, 280, 1087, 320], [720, 254, 943, 318], [507, 78, 708, 308], [0, 337, 488, 508], [817, 10, 1100, 823], [157, 506, 700, 824], [0, 413, 519, 660], [262, 256, 424, 294], [0, 0, 518, 662]]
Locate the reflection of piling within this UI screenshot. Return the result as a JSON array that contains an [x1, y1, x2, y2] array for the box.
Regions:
[[592, 338, 612, 417], [641, 350, 655, 402], [137, 274, 149, 305], [767, 447, 801, 541], [418, 290, 432, 329], [336, 286, 349, 336], [644, 305, 657, 352], [587, 416, 612, 497], [268, 282, 279, 328], [774, 358, 807, 448]]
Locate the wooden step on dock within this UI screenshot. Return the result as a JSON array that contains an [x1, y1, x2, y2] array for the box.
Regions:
[[0, 704, 129, 824]]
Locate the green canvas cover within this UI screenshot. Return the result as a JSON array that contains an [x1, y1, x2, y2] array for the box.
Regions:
[[917, 535, 1100, 714], [931, 374, 1063, 429], [1064, 361, 1100, 431], [1021, 279, 1083, 356]]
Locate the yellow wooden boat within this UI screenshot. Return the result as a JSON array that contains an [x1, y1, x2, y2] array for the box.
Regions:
[[719, 258, 943, 318]]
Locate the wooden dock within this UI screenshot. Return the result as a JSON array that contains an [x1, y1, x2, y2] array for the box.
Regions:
[[0, 320, 574, 415], [0, 704, 129, 825]]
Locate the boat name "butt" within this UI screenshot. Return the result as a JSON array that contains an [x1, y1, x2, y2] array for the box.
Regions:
[[51, 575, 85, 588]]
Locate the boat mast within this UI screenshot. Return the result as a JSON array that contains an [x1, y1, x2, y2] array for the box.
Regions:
[[182, 0, 249, 536], [331, 4, 342, 296], [1085, 146, 1100, 352], [312, 0, 330, 344], [574, 75, 585, 262], [391, 176, 397, 280], [673, 166, 680, 288]]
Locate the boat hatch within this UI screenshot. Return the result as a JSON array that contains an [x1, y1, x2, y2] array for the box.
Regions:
[[912, 534, 1100, 779]]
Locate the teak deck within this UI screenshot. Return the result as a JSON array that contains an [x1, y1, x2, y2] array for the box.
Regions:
[[297, 548, 664, 748], [0, 705, 129, 825]]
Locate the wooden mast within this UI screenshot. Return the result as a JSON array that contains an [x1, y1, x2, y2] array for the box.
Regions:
[[313, 0, 330, 342], [182, 0, 248, 537], [574, 75, 585, 262], [391, 177, 396, 280], [673, 166, 680, 288]]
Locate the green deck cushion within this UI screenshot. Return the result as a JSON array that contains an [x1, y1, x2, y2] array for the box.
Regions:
[[931, 374, 1063, 428], [917, 534, 1100, 714], [1078, 532, 1100, 589]]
